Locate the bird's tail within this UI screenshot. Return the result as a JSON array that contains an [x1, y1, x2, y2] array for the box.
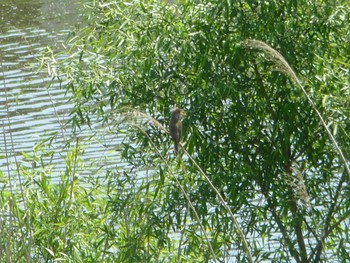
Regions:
[[174, 141, 179, 153]]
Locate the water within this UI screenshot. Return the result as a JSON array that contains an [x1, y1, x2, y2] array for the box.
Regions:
[[0, 1, 75, 163], [0, 0, 125, 185]]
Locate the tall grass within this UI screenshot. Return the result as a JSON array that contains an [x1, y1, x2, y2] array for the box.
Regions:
[[245, 39, 350, 261], [0, 61, 95, 261], [1, 61, 32, 262], [244, 39, 350, 180]]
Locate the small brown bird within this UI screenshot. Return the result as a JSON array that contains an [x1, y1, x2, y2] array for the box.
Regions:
[[169, 108, 186, 153]]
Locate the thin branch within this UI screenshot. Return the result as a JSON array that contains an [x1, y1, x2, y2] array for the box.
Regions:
[[310, 169, 348, 261], [177, 203, 189, 262], [115, 110, 218, 262], [181, 146, 253, 263], [64, 137, 80, 244], [131, 123, 218, 263]]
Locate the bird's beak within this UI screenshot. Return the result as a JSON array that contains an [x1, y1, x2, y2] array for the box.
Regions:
[[180, 110, 186, 116]]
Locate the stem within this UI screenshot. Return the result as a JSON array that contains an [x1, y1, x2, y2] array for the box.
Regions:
[[245, 39, 350, 262], [2, 61, 32, 262], [177, 203, 189, 262], [245, 39, 350, 180], [182, 146, 253, 263], [253, 58, 303, 261], [284, 158, 308, 263], [120, 108, 252, 262], [132, 124, 218, 263], [64, 137, 79, 244], [310, 170, 347, 262], [262, 189, 301, 263]]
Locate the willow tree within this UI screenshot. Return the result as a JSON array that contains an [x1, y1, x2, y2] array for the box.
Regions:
[[58, 0, 350, 261]]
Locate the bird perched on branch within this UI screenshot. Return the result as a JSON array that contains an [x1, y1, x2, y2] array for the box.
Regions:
[[169, 108, 186, 153]]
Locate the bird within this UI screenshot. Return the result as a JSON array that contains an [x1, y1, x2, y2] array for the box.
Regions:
[[169, 108, 186, 153]]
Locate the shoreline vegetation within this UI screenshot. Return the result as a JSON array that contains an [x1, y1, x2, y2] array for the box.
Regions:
[[2, 0, 350, 262]]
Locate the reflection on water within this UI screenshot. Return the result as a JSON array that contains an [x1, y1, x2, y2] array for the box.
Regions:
[[0, 0, 124, 186]]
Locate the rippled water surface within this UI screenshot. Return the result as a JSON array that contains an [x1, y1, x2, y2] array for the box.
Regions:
[[1, 0, 123, 184]]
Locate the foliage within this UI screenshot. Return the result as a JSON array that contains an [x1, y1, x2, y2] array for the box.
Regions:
[[1, 0, 350, 262], [56, 0, 350, 261]]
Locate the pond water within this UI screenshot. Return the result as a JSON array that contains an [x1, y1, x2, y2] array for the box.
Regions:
[[0, 0, 124, 186]]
